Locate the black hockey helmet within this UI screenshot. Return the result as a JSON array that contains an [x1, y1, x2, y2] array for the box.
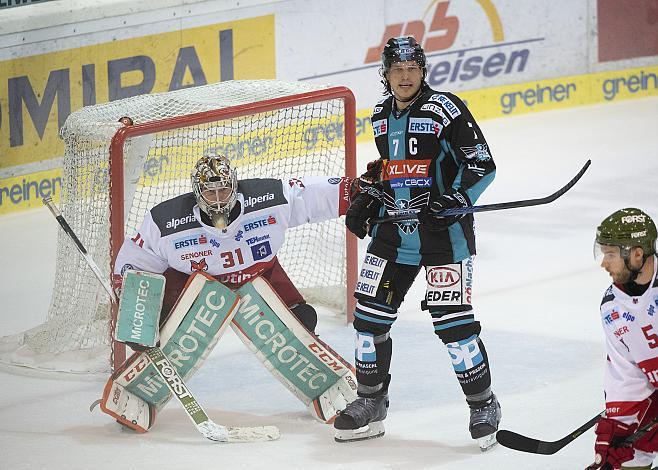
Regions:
[[380, 36, 427, 95], [381, 36, 427, 72]]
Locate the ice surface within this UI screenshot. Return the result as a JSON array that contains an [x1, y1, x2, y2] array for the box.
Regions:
[[0, 97, 657, 469]]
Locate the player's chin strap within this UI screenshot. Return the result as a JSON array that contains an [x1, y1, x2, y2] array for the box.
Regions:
[[624, 251, 651, 282], [232, 277, 358, 423]]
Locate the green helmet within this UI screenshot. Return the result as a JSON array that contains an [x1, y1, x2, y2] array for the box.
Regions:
[[596, 208, 657, 257]]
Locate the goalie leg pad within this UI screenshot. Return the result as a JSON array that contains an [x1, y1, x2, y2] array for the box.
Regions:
[[99, 272, 239, 431], [100, 353, 156, 432], [232, 277, 357, 423]]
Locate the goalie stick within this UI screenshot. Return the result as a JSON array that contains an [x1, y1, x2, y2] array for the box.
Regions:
[[43, 196, 280, 443], [370, 159, 591, 225]]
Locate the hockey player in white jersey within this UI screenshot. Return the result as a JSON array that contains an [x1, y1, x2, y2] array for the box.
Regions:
[[590, 208, 658, 469], [107, 152, 358, 428], [114, 152, 351, 332]]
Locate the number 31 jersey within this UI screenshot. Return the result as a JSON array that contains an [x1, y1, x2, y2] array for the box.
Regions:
[[114, 176, 350, 287]]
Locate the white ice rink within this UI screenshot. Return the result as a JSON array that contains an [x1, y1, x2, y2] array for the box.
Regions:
[[1, 96, 657, 469]]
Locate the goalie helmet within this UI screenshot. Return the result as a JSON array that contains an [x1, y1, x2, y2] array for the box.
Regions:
[[191, 152, 238, 227], [380, 36, 427, 94]]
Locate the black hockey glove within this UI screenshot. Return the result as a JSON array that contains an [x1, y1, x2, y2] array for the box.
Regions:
[[345, 185, 383, 239], [419, 189, 471, 231]]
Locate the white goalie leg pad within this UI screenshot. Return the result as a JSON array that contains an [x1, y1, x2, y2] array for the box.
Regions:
[[232, 277, 357, 423], [100, 272, 239, 431], [100, 354, 155, 432]]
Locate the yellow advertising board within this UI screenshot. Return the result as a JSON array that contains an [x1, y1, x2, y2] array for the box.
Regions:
[[0, 15, 275, 169]]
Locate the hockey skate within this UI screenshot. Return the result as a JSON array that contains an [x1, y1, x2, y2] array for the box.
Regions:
[[333, 393, 389, 443], [468, 394, 502, 452]]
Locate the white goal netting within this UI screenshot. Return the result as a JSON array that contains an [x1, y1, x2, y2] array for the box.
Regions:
[[0, 80, 355, 374]]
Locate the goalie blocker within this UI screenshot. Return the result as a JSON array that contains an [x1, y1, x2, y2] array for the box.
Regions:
[[99, 273, 356, 431]]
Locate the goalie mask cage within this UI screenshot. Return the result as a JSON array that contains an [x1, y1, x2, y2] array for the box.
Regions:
[[0, 80, 357, 374]]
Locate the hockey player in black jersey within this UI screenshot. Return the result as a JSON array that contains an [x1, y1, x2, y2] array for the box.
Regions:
[[335, 36, 501, 451]]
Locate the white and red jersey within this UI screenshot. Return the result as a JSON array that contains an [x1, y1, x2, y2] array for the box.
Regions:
[[600, 255, 658, 425], [114, 176, 351, 287]]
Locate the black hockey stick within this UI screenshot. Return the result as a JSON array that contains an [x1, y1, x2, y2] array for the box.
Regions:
[[496, 411, 603, 455], [43, 196, 279, 443], [370, 159, 591, 225]]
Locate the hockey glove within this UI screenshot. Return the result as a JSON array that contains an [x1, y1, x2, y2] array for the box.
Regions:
[[349, 159, 384, 201], [345, 187, 383, 239], [419, 189, 471, 232], [590, 418, 636, 469]]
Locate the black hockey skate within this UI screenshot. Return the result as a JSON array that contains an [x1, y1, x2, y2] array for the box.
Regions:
[[468, 394, 502, 452], [333, 393, 389, 443]]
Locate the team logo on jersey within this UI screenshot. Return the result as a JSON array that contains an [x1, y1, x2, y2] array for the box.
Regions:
[[408, 117, 442, 135], [131, 233, 144, 248], [173, 234, 208, 250], [250, 241, 272, 261], [190, 258, 208, 272], [372, 119, 387, 137], [328, 177, 341, 184], [381, 192, 430, 234], [428, 94, 461, 118], [289, 178, 305, 188], [460, 143, 491, 161], [235, 230, 244, 241], [373, 105, 383, 114]]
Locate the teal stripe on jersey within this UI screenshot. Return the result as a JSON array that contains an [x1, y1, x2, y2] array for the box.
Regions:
[[464, 170, 496, 204], [388, 116, 421, 265], [434, 318, 474, 331], [354, 311, 396, 325]]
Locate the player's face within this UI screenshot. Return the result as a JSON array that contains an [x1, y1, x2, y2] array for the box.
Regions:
[[387, 60, 423, 103], [596, 244, 639, 284]]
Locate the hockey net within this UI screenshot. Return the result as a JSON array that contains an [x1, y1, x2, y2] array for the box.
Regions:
[[0, 80, 356, 374]]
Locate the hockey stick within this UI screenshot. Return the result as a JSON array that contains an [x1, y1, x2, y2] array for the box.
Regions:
[[43, 196, 280, 443], [496, 411, 603, 455], [370, 159, 591, 225]]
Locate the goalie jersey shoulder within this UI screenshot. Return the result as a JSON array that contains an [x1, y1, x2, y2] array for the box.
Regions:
[[151, 193, 200, 237], [239, 178, 287, 215]]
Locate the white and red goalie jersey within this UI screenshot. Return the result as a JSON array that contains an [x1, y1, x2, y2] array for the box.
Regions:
[[114, 176, 351, 285], [600, 255, 658, 425]]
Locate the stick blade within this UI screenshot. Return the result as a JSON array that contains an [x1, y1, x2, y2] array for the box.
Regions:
[[227, 425, 281, 443], [496, 430, 558, 455], [197, 420, 280, 443]]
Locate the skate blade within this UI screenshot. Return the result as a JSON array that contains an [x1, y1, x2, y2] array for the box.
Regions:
[[477, 434, 498, 452], [334, 421, 385, 443]]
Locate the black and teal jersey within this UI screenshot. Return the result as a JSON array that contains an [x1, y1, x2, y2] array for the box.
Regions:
[[367, 87, 496, 266]]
